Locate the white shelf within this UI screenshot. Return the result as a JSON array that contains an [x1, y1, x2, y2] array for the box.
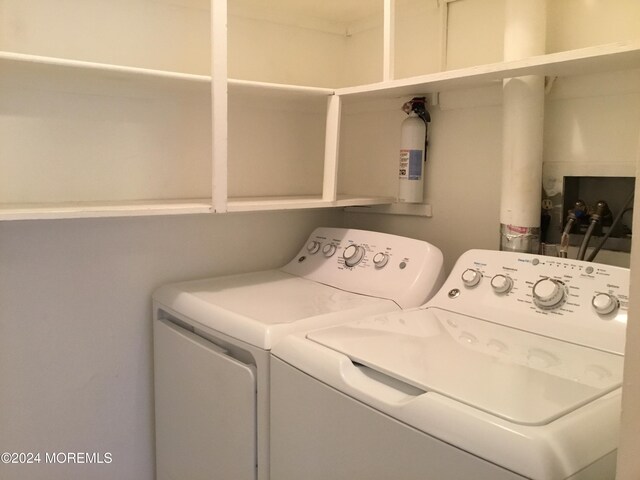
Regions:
[[336, 41, 640, 101], [344, 203, 433, 217], [226, 195, 393, 212], [4, 1, 640, 222], [228, 79, 334, 98], [227, 196, 328, 212], [0, 199, 213, 221], [333, 195, 396, 207], [0, 51, 211, 94]]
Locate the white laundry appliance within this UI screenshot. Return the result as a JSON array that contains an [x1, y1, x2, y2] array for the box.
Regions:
[[270, 249, 629, 480], [152, 227, 445, 480]]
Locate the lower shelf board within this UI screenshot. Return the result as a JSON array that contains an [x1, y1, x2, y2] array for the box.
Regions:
[[0, 199, 213, 221], [344, 203, 433, 217], [0, 195, 399, 220], [225, 195, 395, 212]]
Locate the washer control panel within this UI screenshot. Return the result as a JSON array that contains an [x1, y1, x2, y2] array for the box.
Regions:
[[430, 249, 630, 354], [282, 227, 445, 309]]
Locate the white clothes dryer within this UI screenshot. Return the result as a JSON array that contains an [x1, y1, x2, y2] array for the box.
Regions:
[[271, 249, 629, 480], [152, 227, 445, 480]]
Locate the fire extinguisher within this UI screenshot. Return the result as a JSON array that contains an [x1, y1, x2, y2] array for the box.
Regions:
[[398, 97, 430, 203]]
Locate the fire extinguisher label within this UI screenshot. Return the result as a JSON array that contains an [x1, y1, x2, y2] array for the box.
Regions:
[[399, 149, 423, 180]]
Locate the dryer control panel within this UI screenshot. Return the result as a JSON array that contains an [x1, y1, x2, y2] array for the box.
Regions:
[[282, 227, 445, 309], [427, 249, 630, 354]]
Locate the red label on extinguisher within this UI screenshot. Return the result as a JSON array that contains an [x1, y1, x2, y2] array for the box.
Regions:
[[399, 149, 423, 180]]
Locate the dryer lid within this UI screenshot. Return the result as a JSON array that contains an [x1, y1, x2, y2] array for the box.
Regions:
[[153, 270, 396, 349], [306, 308, 624, 426]]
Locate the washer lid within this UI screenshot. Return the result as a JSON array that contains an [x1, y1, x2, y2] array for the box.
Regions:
[[306, 308, 624, 426]]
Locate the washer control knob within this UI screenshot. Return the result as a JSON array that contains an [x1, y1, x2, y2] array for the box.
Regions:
[[343, 245, 365, 267], [490, 274, 513, 294], [592, 293, 619, 315], [532, 278, 566, 309], [373, 252, 389, 269], [306, 241, 321, 254], [322, 244, 337, 258], [461, 268, 482, 288]]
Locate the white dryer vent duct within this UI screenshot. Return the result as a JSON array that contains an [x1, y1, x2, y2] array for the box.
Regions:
[[500, 0, 546, 253]]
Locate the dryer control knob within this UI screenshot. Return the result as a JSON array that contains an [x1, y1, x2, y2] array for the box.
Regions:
[[373, 252, 389, 269], [592, 293, 619, 315], [490, 274, 513, 294], [322, 244, 337, 257], [306, 241, 321, 254], [343, 245, 365, 267], [461, 268, 482, 288], [532, 278, 566, 309]]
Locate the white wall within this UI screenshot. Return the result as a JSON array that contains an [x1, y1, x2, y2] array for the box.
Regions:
[[345, 2, 640, 478], [0, 0, 211, 74], [227, 1, 383, 87], [0, 0, 213, 206], [616, 132, 640, 480], [228, 13, 347, 87], [393, 0, 442, 77], [0, 209, 343, 480], [1, 1, 639, 479], [343, 87, 504, 274], [228, 93, 327, 198], [345, 0, 640, 273]]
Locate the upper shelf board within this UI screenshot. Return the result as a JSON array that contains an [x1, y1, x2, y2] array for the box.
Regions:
[[336, 41, 640, 100], [0, 51, 337, 99], [4, 40, 639, 101], [0, 51, 211, 94], [228, 79, 334, 98]]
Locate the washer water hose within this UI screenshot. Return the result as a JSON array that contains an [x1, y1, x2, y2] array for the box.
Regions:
[[559, 214, 576, 259], [586, 190, 635, 262], [577, 201, 610, 261], [559, 200, 587, 258]]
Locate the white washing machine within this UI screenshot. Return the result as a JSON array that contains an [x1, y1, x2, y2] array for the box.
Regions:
[[152, 227, 445, 480], [270, 249, 629, 480]]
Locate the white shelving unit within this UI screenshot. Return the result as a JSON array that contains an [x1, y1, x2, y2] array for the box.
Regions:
[[337, 41, 640, 100], [220, 0, 389, 213], [333, 40, 640, 209], [2, 0, 640, 221], [0, 52, 211, 93], [1, 52, 214, 220], [228, 79, 333, 98], [1, 0, 214, 220]]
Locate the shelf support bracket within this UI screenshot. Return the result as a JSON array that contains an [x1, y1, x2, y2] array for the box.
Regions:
[[322, 95, 342, 203], [211, 0, 228, 213], [383, 0, 395, 81]]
